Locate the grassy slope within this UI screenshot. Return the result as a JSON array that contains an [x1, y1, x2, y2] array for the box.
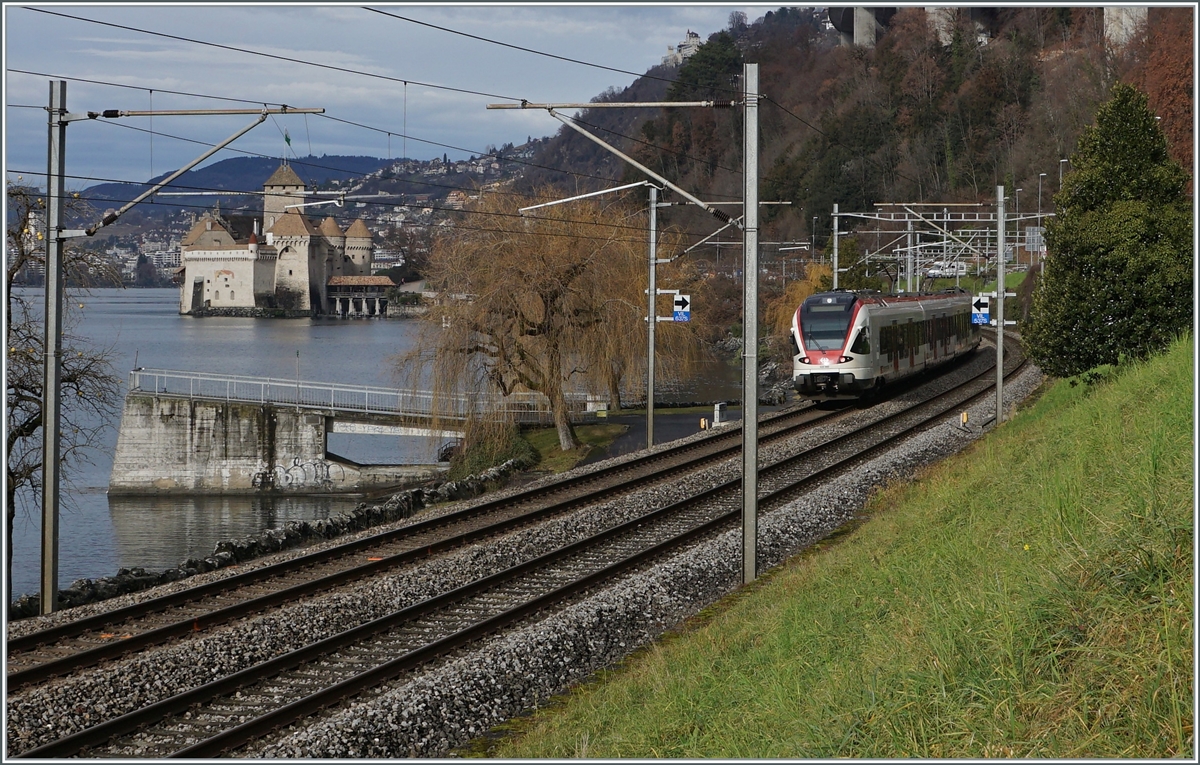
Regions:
[[522, 424, 629, 474], [490, 336, 1193, 758]]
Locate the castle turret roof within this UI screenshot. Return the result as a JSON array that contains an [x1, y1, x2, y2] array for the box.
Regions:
[[344, 218, 373, 239], [319, 216, 344, 237], [267, 209, 321, 237], [263, 163, 304, 188]]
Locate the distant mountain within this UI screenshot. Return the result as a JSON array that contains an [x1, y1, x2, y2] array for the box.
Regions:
[[80, 155, 394, 207]]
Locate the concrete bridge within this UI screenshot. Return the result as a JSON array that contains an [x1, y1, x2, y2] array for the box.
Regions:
[[109, 369, 600, 495]]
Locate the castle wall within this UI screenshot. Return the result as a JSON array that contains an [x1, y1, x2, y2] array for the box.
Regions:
[[179, 250, 259, 312], [272, 239, 312, 311]]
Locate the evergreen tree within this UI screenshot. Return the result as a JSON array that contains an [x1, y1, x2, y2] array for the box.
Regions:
[[1023, 83, 1192, 377]]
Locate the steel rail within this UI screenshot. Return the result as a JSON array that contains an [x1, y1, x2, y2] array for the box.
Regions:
[[14, 343, 1022, 759], [8, 342, 990, 685], [5, 403, 832, 686], [174, 345, 1028, 758]]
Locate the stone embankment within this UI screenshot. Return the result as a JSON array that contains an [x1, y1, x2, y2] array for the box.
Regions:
[[189, 306, 310, 318], [9, 456, 535, 619]]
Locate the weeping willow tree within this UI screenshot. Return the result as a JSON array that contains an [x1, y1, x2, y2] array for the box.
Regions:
[[397, 188, 704, 454]]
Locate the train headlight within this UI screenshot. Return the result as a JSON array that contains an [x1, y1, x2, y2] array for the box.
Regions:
[[838, 356, 854, 363]]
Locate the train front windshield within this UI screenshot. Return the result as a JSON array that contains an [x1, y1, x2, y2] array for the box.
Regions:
[[799, 295, 856, 351]]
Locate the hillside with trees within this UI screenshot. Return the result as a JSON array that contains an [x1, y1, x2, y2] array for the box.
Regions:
[[517, 5, 1192, 362]]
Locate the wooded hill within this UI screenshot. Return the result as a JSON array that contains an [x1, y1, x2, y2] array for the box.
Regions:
[[520, 6, 1193, 247]]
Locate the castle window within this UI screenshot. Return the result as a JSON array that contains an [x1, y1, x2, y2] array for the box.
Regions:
[[229, 290, 234, 301], [288, 270, 293, 275]]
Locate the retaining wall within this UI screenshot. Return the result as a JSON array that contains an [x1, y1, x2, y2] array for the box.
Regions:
[[109, 393, 443, 494]]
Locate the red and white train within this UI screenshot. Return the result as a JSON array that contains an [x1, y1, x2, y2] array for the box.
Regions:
[[790, 289, 981, 398]]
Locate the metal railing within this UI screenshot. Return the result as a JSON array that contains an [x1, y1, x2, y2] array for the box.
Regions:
[[127, 368, 595, 424]]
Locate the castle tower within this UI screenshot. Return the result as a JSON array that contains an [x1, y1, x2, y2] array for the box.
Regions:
[[268, 209, 324, 312], [344, 218, 374, 276], [262, 164, 306, 233], [320, 216, 347, 276]]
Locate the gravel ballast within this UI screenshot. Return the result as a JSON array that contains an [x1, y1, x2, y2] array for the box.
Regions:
[[248, 361, 1044, 758], [7, 345, 1041, 759]]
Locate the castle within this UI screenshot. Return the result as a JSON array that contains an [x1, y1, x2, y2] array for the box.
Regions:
[[177, 164, 392, 317]]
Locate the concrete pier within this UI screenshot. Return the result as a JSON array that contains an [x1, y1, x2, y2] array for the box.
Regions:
[[109, 393, 445, 495]]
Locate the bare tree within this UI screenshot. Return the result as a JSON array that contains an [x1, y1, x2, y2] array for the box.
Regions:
[[5, 181, 121, 611], [397, 189, 700, 453]]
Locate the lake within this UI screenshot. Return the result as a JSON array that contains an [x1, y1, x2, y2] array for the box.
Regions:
[[9, 288, 741, 601]]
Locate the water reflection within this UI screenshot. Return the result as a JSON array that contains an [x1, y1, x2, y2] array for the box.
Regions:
[[106, 494, 361, 572]]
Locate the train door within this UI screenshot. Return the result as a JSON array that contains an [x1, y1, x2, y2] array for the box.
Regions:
[[908, 319, 915, 369], [892, 320, 900, 373], [931, 315, 939, 361]]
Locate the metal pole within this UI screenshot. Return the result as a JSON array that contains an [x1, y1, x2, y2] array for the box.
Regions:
[[996, 185, 1006, 424], [905, 220, 914, 293], [41, 81, 67, 614], [832, 203, 840, 290], [742, 63, 759, 585], [647, 185, 657, 449]]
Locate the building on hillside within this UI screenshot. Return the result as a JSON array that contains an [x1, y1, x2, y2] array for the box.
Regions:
[[177, 164, 389, 316], [662, 30, 702, 66]]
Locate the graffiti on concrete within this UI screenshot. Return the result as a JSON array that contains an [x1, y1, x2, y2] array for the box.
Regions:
[[251, 457, 345, 491]]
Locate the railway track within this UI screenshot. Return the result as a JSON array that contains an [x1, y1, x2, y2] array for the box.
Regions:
[[9, 337, 1024, 758], [7, 397, 846, 690]]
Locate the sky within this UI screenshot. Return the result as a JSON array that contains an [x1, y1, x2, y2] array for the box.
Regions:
[[4, 2, 792, 191]]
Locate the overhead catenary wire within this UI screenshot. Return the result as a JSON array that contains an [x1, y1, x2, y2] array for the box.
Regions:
[[6, 68, 291, 107], [24, 189, 680, 250], [88, 117, 620, 205], [314, 113, 625, 187], [18, 10, 749, 186], [7, 177, 675, 249], [7, 66, 610, 191], [361, 6, 744, 98], [25, 8, 530, 104], [10, 36, 738, 195], [9, 167, 720, 243], [569, 113, 743, 179], [364, 7, 749, 189]]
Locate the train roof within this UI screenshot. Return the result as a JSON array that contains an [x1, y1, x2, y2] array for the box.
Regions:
[[803, 288, 971, 306]]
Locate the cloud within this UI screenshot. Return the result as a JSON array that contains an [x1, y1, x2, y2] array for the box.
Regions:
[[5, 3, 760, 185]]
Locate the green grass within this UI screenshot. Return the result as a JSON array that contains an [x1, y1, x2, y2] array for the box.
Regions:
[[522, 423, 629, 474], [485, 335, 1193, 758], [930, 272, 1028, 294], [617, 405, 719, 416]]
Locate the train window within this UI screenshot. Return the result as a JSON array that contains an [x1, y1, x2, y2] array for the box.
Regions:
[[798, 295, 857, 351], [850, 327, 870, 354]]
